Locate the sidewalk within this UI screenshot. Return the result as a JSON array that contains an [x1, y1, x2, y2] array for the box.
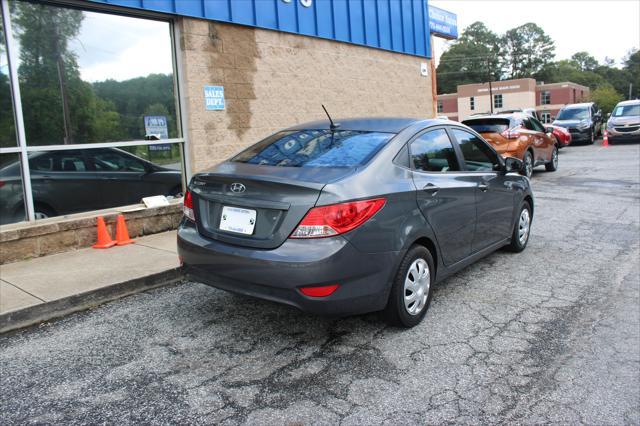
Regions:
[[0, 231, 182, 333]]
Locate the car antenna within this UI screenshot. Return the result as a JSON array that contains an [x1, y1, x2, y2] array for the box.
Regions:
[[322, 104, 340, 131]]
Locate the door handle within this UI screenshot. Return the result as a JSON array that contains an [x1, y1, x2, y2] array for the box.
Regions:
[[422, 183, 439, 195], [478, 183, 489, 192]]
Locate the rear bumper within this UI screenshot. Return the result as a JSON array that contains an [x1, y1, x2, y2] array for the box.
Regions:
[[177, 220, 400, 316]]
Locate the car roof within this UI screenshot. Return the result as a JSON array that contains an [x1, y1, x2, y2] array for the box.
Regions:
[[285, 117, 437, 133], [616, 99, 640, 106], [462, 113, 526, 121]]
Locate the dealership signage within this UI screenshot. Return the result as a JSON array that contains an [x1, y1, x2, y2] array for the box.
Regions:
[[204, 85, 225, 110], [428, 5, 458, 40], [144, 115, 171, 151]]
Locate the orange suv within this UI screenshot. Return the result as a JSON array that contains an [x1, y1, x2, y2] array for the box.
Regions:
[[462, 113, 558, 178]]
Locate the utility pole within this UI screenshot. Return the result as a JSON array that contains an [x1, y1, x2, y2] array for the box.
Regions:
[[630, 83, 633, 100], [52, 25, 73, 144], [487, 57, 494, 114]]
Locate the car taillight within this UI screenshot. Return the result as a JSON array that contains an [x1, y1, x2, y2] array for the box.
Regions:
[[183, 190, 195, 221], [0, 180, 4, 188], [501, 127, 521, 139], [290, 198, 386, 239]]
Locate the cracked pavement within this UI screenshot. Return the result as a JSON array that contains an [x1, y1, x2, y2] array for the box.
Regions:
[[1, 141, 639, 424]]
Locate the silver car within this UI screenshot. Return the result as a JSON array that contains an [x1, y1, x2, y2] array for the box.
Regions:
[[606, 100, 640, 143]]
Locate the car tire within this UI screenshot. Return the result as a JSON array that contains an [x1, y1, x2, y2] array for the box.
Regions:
[[383, 245, 434, 328], [589, 129, 595, 144], [545, 145, 558, 172], [506, 201, 532, 253], [521, 151, 534, 178]]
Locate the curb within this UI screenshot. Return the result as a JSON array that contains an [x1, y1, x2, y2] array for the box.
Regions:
[[0, 267, 185, 334]]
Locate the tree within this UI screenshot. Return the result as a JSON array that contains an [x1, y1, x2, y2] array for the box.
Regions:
[[623, 49, 639, 99], [436, 22, 501, 94], [11, 2, 123, 145], [590, 85, 623, 114], [501, 23, 555, 79], [571, 51, 598, 72]]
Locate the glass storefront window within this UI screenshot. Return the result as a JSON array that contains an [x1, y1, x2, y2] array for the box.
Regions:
[[0, 17, 17, 147], [26, 144, 183, 220], [0, 153, 26, 225], [9, 1, 177, 146]]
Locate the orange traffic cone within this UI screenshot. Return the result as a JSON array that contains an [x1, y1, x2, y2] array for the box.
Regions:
[[602, 130, 609, 147], [115, 214, 134, 246], [92, 216, 116, 249]]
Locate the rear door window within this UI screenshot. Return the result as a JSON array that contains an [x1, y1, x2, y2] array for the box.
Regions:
[[409, 129, 460, 173], [451, 129, 500, 172], [461, 118, 511, 134], [232, 130, 395, 167]]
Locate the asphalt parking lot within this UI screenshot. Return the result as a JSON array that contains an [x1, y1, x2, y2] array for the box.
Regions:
[[1, 140, 639, 425]]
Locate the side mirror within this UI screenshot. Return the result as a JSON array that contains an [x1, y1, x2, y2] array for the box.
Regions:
[[545, 126, 554, 133], [551, 116, 556, 121], [504, 157, 523, 173], [606, 112, 611, 118]]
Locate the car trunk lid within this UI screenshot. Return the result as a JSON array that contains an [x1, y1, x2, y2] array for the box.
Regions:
[[189, 163, 356, 249]]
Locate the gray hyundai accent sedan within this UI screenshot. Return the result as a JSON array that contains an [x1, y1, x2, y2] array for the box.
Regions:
[[178, 118, 534, 327]]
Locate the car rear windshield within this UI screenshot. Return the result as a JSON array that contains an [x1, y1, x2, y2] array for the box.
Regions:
[[462, 118, 511, 133], [557, 108, 589, 120], [612, 104, 640, 117], [231, 130, 395, 167]]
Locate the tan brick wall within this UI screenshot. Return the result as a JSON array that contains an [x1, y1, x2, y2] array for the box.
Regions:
[[178, 18, 434, 172]]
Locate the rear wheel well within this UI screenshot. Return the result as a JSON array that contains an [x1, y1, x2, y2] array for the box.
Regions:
[[413, 237, 438, 275], [523, 195, 534, 216]]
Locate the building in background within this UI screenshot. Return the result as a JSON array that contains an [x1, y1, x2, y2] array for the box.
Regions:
[[438, 78, 590, 122], [1, 0, 454, 228]]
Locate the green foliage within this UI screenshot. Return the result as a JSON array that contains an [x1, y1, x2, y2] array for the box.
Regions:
[[571, 52, 599, 72], [436, 22, 501, 94], [501, 23, 555, 78], [590, 85, 623, 114], [624, 49, 640, 98], [7, 2, 177, 147]]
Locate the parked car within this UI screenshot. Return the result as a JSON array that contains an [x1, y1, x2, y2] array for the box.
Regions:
[[547, 124, 572, 148], [606, 99, 640, 144], [178, 118, 534, 328], [462, 112, 558, 178], [552, 102, 603, 144], [0, 147, 182, 224]]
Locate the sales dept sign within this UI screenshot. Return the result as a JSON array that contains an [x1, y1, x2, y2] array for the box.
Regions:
[[204, 85, 225, 110]]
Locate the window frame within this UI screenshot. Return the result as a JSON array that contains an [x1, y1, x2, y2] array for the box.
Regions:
[[541, 91, 551, 105], [470, 96, 475, 111], [406, 127, 461, 174], [493, 94, 503, 109], [437, 100, 444, 113], [447, 126, 503, 173], [0, 0, 190, 222]]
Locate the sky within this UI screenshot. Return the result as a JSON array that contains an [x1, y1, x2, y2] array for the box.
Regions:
[[430, 0, 640, 68], [69, 12, 174, 82]]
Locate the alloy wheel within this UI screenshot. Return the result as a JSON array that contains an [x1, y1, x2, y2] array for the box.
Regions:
[[518, 208, 531, 246], [552, 147, 558, 169], [525, 154, 533, 178], [403, 258, 430, 315]]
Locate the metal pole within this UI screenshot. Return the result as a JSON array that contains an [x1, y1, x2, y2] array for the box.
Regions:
[[630, 83, 633, 100], [2, 0, 36, 221], [489, 80, 494, 114]]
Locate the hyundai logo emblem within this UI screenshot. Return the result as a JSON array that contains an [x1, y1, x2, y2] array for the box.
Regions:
[[230, 183, 246, 193]]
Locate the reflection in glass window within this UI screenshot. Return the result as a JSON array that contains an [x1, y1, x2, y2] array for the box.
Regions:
[[9, 1, 176, 146], [410, 129, 460, 172], [0, 154, 26, 224], [233, 130, 394, 167], [452, 129, 498, 172], [24, 145, 183, 220], [0, 18, 17, 147]]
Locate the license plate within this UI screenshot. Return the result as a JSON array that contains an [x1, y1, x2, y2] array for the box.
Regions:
[[219, 206, 256, 235]]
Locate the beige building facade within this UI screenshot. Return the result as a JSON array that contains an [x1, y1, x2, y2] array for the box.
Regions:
[[179, 19, 434, 172]]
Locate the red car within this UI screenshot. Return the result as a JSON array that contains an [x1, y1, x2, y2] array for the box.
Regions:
[[548, 125, 572, 148]]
